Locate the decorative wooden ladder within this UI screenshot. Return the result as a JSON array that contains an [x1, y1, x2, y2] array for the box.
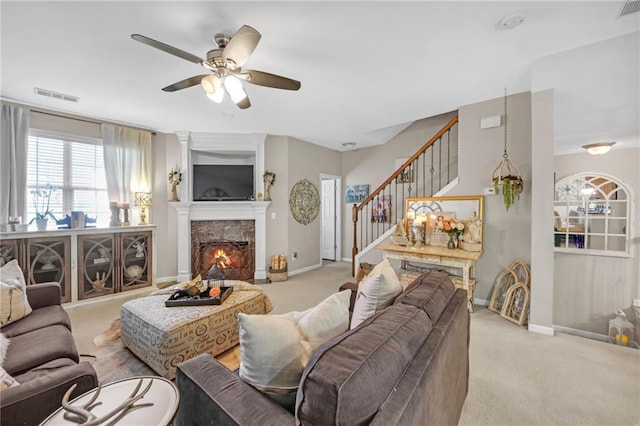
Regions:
[[350, 115, 459, 275]]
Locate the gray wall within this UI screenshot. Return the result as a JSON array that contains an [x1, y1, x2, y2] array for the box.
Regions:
[[263, 135, 341, 274], [553, 148, 640, 335], [456, 92, 533, 302]]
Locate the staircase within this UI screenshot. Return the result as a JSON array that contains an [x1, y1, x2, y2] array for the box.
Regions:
[[350, 115, 459, 275]]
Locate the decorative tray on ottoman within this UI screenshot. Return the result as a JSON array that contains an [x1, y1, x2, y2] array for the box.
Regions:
[[165, 286, 233, 307]]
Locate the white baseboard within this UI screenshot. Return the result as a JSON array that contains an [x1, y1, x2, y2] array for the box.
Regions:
[[473, 298, 490, 306], [552, 325, 608, 342], [288, 263, 322, 277], [64, 286, 154, 309], [156, 275, 177, 285], [528, 323, 555, 336]]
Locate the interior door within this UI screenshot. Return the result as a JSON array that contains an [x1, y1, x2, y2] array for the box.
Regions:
[[322, 179, 336, 260]]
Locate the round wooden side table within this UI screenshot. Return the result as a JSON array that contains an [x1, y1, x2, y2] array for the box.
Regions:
[[40, 376, 179, 425]]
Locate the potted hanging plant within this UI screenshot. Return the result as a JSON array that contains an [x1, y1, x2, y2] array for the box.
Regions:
[[492, 174, 524, 211], [29, 184, 58, 230], [491, 88, 524, 211], [168, 166, 183, 202]]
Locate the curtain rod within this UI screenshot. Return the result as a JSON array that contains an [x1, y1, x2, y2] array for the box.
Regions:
[[1, 98, 157, 135]]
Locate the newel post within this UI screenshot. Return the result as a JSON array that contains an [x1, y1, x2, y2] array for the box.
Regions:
[[352, 203, 359, 276]]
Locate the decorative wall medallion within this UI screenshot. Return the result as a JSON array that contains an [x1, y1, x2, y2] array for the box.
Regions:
[[289, 179, 320, 225]]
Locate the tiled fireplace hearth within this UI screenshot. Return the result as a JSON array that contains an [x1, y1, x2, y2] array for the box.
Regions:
[[171, 202, 269, 282]]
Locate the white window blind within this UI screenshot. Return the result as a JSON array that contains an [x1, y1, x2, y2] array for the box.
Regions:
[[27, 132, 109, 228]]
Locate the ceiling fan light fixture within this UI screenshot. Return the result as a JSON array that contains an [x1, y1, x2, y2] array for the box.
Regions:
[[582, 142, 616, 155], [207, 91, 224, 103], [224, 76, 248, 103], [201, 75, 221, 94]]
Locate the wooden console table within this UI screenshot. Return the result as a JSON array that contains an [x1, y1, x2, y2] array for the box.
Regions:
[[376, 243, 482, 312]]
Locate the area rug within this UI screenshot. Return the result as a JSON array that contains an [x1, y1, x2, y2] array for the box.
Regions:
[[90, 319, 241, 384]]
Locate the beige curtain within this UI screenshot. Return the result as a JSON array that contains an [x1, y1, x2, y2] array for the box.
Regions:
[[101, 124, 152, 204], [0, 105, 30, 224]]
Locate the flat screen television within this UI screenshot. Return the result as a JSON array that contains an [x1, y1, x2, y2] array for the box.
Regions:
[[193, 164, 254, 201]]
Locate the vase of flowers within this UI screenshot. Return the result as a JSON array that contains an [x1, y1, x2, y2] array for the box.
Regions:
[[29, 184, 57, 231], [168, 166, 183, 202], [263, 171, 276, 201], [436, 217, 465, 249]]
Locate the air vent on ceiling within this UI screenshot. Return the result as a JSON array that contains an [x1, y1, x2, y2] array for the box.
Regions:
[[33, 87, 79, 103], [619, 0, 640, 16]]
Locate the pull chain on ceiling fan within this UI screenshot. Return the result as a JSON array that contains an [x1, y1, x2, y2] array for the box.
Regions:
[[131, 25, 301, 109]]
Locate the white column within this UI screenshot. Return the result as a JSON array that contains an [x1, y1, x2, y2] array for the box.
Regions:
[[254, 204, 268, 280], [173, 203, 191, 282], [175, 131, 190, 203]]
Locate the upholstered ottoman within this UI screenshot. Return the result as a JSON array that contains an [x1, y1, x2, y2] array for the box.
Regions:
[[120, 283, 272, 379]]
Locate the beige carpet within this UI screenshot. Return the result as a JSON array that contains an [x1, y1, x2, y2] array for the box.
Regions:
[[67, 261, 640, 425]]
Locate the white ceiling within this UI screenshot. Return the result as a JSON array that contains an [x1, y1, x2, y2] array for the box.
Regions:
[[1, 1, 638, 154]]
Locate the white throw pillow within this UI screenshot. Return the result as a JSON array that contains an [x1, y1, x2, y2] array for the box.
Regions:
[[237, 290, 351, 397], [350, 258, 402, 329], [0, 260, 32, 327]]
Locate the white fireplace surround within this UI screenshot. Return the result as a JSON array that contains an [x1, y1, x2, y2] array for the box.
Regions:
[[172, 132, 269, 282], [171, 201, 270, 282]]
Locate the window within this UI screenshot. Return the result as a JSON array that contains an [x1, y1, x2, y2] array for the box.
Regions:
[[27, 132, 109, 228], [554, 173, 631, 257]]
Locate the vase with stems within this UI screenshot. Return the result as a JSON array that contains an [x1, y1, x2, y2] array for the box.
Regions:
[[35, 217, 48, 231]]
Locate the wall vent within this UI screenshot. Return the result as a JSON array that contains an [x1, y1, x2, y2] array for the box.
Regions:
[[619, 0, 640, 16], [33, 87, 79, 103]]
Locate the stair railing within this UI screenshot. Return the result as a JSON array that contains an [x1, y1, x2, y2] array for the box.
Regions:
[[351, 115, 459, 275]]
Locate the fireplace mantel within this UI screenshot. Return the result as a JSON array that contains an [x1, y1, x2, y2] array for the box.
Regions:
[[171, 201, 270, 282]]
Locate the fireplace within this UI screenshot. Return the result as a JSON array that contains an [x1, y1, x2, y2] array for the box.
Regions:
[[193, 240, 254, 281], [191, 219, 256, 282]]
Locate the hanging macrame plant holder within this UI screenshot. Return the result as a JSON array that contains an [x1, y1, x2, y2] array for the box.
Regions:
[[492, 88, 524, 211]]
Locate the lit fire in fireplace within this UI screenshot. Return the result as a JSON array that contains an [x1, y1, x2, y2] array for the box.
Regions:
[[212, 249, 230, 268]]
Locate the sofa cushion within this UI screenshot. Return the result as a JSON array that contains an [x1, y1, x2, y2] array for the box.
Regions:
[[237, 290, 350, 409], [296, 303, 433, 426], [0, 260, 32, 327], [3, 325, 79, 375], [350, 259, 402, 329], [0, 305, 71, 339], [13, 358, 76, 383], [393, 270, 456, 323]]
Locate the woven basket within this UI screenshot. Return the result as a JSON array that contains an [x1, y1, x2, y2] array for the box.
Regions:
[[268, 267, 288, 282]]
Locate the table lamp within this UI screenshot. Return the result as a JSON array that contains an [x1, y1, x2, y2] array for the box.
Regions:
[[134, 192, 152, 225]]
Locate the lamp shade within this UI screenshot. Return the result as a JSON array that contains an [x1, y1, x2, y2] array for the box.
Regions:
[[224, 76, 248, 103], [134, 192, 152, 207], [202, 75, 224, 103], [582, 142, 615, 155]]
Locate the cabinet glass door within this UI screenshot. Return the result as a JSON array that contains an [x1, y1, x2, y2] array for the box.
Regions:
[[78, 234, 115, 300]]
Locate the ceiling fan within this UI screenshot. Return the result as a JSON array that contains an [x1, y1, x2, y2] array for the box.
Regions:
[[131, 25, 301, 109]]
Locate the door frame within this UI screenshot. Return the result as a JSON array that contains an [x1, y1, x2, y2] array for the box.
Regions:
[[320, 174, 342, 263]]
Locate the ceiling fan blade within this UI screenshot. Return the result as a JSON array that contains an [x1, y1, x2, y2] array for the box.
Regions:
[[240, 70, 301, 91], [132, 34, 204, 64], [222, 25, 261, 68], [162, 75, 209, 92]]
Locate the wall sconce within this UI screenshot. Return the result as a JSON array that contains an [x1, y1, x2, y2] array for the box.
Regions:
[[134, 192, 152, 225], [582, 142, 616, 155]]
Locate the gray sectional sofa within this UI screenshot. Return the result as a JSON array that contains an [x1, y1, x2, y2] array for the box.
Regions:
[[175, 270, 470, 425], [1, 282, 98, 426]]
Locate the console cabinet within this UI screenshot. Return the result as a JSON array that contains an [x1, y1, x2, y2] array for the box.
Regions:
[[77, 231, 152, 300], [0, 226, 155, 304], [0, 236, 72, 303]]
